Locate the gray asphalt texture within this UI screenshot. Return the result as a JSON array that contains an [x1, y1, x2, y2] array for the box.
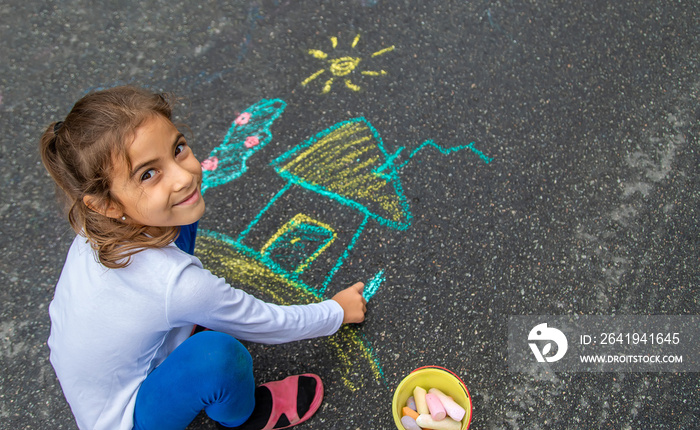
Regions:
[[1, 1, 698, 429]]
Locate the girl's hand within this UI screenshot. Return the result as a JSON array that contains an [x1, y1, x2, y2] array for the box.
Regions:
[[331, 282, 367, 324]]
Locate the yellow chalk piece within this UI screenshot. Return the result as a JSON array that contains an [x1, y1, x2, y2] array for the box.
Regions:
[[308, 49, 328, 59], [371, 45, 395, 57], [413, 386, 429, 415], [330, 36, 338, 48], [351, 33, 361, 48]]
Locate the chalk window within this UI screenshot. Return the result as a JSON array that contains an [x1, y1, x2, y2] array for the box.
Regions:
[[260, 214, 337, 274]]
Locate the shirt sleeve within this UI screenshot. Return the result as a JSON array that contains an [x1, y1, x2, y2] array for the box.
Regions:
[[163, 256, 344, 344]]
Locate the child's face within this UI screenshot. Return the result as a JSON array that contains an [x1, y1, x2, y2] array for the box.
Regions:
[[110, 115, 205, 228]]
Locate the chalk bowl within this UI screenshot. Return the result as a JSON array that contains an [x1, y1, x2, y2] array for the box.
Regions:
[[392, 366, 472, 430]]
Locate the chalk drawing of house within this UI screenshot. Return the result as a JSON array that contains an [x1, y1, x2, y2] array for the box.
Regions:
[[234, 117, 414, 298], [195, 98, 489, 390], [196, 99, 388, 390]]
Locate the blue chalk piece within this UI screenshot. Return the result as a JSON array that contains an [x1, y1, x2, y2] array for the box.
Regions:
[[407, 395, 417, 411], [362, 269, 385, 301]]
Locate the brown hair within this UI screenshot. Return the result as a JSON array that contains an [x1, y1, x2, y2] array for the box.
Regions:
[[39, 86, 180, 268]]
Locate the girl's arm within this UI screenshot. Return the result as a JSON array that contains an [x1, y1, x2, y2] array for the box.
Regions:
[[166, 258, 352, 344]]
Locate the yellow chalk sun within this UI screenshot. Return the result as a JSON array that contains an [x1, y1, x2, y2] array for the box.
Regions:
[[301, 34, 395, 94]]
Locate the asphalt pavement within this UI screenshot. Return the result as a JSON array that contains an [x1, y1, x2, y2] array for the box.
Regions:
[[1, 1, 698, 429]]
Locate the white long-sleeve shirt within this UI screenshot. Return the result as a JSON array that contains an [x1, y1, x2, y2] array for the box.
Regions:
[[47, 236, 344, 430]]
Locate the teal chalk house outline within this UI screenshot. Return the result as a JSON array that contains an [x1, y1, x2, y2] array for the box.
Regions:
[[196, 98, 492, 391], [200, 100, 492, 301]]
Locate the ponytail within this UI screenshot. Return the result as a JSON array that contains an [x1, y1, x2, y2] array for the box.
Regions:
[[38, 86, 180, 268]]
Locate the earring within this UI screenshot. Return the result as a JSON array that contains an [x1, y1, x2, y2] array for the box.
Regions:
[[121, 216, 126, 221]]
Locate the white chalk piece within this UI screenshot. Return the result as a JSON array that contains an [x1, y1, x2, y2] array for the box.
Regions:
[[416, 413, 462, 430]]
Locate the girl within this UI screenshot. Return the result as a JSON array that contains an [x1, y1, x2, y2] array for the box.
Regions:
[[40, 86, 367, 430]]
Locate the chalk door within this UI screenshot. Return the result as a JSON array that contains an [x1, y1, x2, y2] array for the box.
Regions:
[[260, 214, 337, 274]]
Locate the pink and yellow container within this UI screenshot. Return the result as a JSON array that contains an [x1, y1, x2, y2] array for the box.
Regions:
[[392, 366, 472, 430]]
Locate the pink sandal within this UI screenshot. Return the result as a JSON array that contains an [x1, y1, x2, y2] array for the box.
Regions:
[[259, 373, 324, 430]]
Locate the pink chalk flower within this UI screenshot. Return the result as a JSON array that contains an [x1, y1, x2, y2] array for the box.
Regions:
[[244, 136, 260, 148], [201, 156, 219, 171], [234, 112, 251, 126]]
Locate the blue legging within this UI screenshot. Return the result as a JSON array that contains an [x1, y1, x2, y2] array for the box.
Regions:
[[133, 331, 255, 429], [133, 223, 255, 429]]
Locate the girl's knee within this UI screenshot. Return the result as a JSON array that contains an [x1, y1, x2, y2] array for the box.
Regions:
[[193, 331, 253, 380]]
